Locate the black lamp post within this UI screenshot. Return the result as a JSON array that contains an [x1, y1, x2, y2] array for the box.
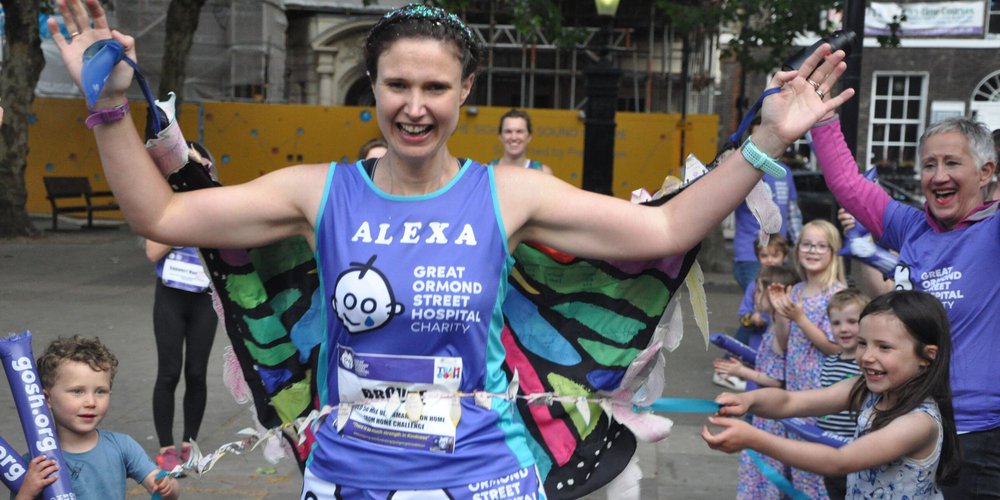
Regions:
[[840, 0, 866, 159], [582, 0, 622, 195]]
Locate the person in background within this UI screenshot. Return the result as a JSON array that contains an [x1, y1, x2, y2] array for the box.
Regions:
[[767, 219, 846, 499], [714, 234, 789, 391], [487, 109, 553, 174], [358, 137, 388, 161], [142, 141, 218, 474], [817, 288, 869, 498], [731, 120, 802, 293], [144, 239, 216, 474]]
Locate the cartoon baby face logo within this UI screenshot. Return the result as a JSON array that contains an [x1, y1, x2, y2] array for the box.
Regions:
[[893, 263, 914, 291], [332, 255, 405, 334]]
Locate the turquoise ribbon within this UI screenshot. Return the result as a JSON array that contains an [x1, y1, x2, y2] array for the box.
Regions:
[[150, 470, 170, 500], [635, 398, 810, 499], [747, 450, 810, 500], [633, 398, 721, 413]]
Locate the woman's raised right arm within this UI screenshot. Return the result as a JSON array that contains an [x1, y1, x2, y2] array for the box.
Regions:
[[49, 0, 319, 249], [811, 118, 892, 239]]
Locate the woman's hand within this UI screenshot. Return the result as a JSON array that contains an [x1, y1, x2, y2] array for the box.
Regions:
[[47, 0, 136, 109], [754, 44, 855, 156], [838, 207, 856, 233], [701, 416, 757, 454]]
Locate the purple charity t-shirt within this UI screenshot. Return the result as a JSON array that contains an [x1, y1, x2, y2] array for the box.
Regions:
[[881, 200, 1000, 433], [733, 173, 798, 263]]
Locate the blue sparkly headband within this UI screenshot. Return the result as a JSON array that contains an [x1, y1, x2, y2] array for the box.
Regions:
[[373, 3, 477, 51]]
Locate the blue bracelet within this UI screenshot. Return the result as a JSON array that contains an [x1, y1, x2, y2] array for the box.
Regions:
[[740, 136, 788, 178]]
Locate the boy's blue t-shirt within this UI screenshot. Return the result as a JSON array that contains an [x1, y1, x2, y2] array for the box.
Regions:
[[16, 430, 156, 500]]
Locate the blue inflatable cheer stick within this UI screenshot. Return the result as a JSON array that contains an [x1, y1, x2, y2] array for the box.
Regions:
[[709, 333, 757, 365], [782, 417, 851, 448], [837, 168, 899, 276]]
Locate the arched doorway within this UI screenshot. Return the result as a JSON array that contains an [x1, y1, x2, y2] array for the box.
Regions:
[[311, 19, 372, 105], [344, 76, 374, 107]]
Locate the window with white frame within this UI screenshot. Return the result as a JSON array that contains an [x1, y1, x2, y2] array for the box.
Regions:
[[990, 0, 1000, 35], [867, 73, 928, 172]]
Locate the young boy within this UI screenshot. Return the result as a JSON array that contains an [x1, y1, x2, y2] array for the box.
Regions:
[[817, 288, 869, 499], [14, 336, 179, 500], [714, 235, 789, 391]]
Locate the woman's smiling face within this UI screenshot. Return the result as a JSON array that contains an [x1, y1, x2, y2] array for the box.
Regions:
[[373, 38, 473, 166], [920, 131, 994, 229]]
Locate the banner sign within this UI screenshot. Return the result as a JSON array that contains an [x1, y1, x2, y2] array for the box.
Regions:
[[866, 2, 984, 36]]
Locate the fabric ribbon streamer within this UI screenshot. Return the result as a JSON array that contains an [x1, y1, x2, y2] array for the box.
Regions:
[[634, 398, 720, 414], [0, 434, 27, 493], [744, 180, 782, 248], [0, 332, 76, 499], [748, 450, 811, 500]]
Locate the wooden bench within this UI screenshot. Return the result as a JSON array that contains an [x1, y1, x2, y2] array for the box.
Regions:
[[42, 176, 120, 231]]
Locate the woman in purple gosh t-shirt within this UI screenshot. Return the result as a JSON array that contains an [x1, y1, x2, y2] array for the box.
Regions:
[[811, 110, 1000, 497], [51, 0, 854, 494]]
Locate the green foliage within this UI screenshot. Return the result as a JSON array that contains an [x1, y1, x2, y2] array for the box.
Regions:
[[657, 0, 840, 74], [350, 0, 845, 71], [876, 14, 906, 48], [430, 0, 588, 48]]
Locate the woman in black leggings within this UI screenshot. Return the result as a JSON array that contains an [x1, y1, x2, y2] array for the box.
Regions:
[[146, 240, 217, 472]]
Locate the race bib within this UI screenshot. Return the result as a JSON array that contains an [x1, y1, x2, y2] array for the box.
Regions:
[[161, 248, 210, 292], [337, 346, 462, 453]]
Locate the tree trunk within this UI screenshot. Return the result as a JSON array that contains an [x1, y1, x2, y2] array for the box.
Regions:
[[157, 0, 208, 113], [0, 0, 45, 238]]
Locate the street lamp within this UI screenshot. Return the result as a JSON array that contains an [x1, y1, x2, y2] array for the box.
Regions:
[[594, 0, 621, 16], [582, 0, 622, 195]]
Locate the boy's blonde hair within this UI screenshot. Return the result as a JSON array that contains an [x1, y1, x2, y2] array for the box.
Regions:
[[827, 288, 871, 315], [754, 234, 789, 260], [795, 219, 846, 288], [36, 335, 119, 390]]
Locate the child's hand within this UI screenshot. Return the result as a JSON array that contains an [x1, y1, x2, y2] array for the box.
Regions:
[[715, 391, 750, 417], [767, 284, 803, 322], [152, 472, 180, 499], [713, 357, 745, 378], [701, 415, 756, 453], [838, 208, 856, 233], [14, 455, 60, 500]]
